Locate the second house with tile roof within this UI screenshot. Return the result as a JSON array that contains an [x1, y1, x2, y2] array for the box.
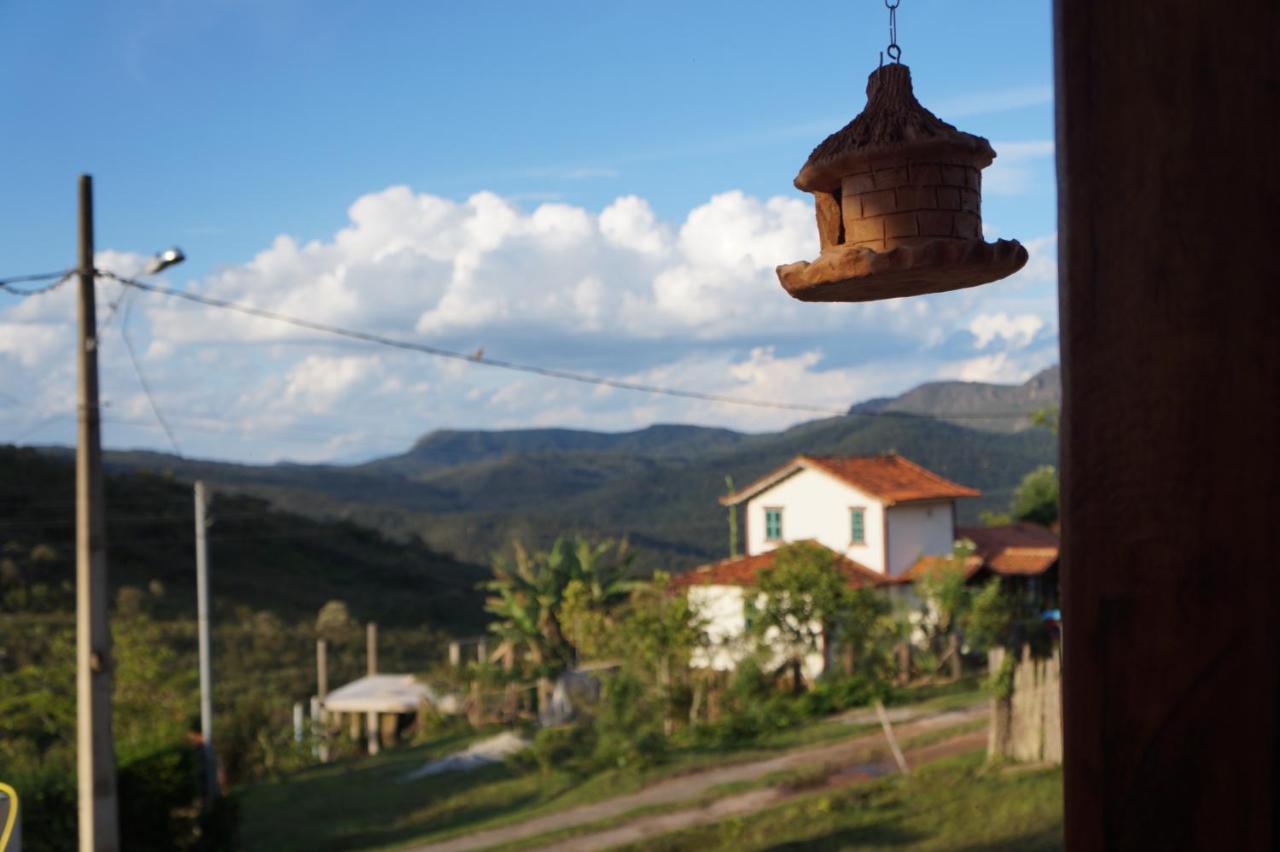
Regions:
[[675, 453, 985, 681]]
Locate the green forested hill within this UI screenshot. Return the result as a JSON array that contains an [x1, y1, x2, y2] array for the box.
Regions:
[[0, 446, 487, 632], [359, 423, 749, 477], [40, 406, 1056, 575]]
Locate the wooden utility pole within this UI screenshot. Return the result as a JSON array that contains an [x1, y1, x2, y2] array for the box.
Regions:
[[193, 481, 216, 805], [75, 173, 119, 851], [316, 639, 329, 762], [366, 622, 379, 755]]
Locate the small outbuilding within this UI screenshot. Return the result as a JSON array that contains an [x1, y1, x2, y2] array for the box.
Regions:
[[322, 674, 456, 754]]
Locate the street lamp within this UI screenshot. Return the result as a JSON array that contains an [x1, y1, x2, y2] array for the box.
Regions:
[[144, 247, 185, 275]]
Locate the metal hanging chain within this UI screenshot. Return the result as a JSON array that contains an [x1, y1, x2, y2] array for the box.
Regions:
[[886, 0, 902, 63]]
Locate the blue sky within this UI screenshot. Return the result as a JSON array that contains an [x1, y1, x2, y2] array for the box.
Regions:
[[0, 0, 1057, 463]]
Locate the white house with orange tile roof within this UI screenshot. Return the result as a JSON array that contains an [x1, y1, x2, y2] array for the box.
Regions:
[[676, 453, 982, 680], [723, 453, 980, 577]]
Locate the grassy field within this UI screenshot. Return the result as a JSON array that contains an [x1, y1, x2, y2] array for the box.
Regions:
[[236, 683, 991, 851], [617, 751, 1063, 851], [490, 715, 995, 852], [237, 721, 882, 852]]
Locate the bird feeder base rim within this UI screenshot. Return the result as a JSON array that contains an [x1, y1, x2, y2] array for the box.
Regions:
[[777, 238, 1028, 303]]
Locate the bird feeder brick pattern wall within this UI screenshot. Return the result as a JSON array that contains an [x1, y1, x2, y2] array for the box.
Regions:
[[832, 161, 984, 252], [779, 63, 1026, 302]]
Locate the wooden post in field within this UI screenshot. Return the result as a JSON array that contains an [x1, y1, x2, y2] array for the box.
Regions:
[[366, 622, 379, 755], [316, 639, 329, 762], [875, 701, 909, 776]]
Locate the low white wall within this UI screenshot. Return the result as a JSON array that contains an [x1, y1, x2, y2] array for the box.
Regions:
[[688, 584, 825, 681]]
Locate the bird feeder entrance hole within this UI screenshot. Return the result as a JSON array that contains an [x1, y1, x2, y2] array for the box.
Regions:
[[777, 63, 1027, 303]]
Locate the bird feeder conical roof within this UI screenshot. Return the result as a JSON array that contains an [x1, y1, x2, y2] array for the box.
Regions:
[[778, 63, 1027, 303]]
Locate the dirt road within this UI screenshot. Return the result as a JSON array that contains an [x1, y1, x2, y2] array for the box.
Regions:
[[408, 703, 987, 852], [545, 728, 989, 851]]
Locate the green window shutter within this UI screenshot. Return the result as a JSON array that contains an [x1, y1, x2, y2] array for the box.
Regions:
[[851, 508, 866, 544], [765, 508, 782, 541]]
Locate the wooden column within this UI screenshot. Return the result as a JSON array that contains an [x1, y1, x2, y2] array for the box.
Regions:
[[366, 623, 378, 755], [316, 640, 329, 762], [1055, 1, 1279, 848]]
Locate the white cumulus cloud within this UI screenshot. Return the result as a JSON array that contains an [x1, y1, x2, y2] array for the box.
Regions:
[[0, 185, 1061, 463], [969, 312, 1046, 349]]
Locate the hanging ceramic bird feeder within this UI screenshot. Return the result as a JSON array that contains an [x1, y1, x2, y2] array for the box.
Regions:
[[777, 7, 1027, 302]]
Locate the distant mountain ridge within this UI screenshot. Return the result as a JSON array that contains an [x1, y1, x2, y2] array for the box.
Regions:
[[361, 424, 748, 478], [850, 366, 1060, 433], [30, 366, 1060, 572]]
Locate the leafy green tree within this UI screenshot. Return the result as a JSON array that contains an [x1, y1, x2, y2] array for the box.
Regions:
[[1010, 464, 1059, 526], [752, 542, 887, 691], [1030, 404, 1059, 435], [965, 578, 1014, 654], [565, 571, 708, 734], [980, 405, 1059, 528], [315, 599, 357, 643], [915, 540, 978, 680]]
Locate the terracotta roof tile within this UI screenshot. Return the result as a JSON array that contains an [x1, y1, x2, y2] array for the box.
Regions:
[[800, 454, 981, 504], [988, 547, 1059, 576], [722, 453, 980, 506], [898, 553, 986, 583], [672, 543, 884, 590], [898, 524, 1059, 584], [956, 523, 1059, 555]]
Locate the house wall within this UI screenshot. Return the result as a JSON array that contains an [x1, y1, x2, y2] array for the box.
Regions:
[[687, 584, 825, 681], [744, 468, 886, 572], [688, 585, 749, 672], [885, 501, 955, 576]]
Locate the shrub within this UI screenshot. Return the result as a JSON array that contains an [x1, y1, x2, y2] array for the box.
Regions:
[[6, 766, 76, 852], [589, 672, 666, 770], [117, 745, 202, 849], [799, 674, 889, 717], [524, 723, 596, 773], [12, 745, 238, 852]]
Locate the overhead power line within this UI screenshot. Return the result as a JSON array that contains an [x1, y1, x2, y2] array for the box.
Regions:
[[103, 271, 849, 417], [101, 270, 1049, 422], [118, 293, 183, 457], [0, 270, 75, 296], [0, 269, 73, 287]]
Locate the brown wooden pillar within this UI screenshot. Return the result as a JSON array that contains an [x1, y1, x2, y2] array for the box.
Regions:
[[1055, 0, 1279, 848]]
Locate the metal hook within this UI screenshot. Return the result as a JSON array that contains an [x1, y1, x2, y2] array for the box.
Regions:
[[885, 0, 902, 63]]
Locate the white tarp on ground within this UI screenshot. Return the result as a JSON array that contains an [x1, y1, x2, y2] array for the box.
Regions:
[[402, 732, 528, 780], [322, 674, 439, 714]]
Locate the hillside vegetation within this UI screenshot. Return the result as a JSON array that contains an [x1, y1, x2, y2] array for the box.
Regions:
[[74, 411, 1052, 573], [0, 445, 486, 631], [28, 369, 1059, 573]]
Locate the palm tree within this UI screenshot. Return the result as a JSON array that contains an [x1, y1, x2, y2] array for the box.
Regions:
[[483, 536, 634, 702]]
